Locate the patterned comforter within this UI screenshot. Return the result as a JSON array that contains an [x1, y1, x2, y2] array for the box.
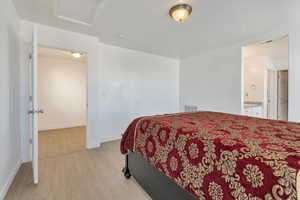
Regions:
[[120, 112, 300, 200]]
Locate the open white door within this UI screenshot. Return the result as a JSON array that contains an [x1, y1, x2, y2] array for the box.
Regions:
[[29, 25, 42, 184], [277, 70, 288, 121], [267, 69, 278, 120]]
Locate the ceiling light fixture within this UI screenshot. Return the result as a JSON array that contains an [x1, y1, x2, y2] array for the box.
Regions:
[[169, 4, 192, 23], [71, 52, 82, 58]]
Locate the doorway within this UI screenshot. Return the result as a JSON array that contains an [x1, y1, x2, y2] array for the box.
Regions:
[[242, 36, 289, 120], [266, 69, 288, 120], [37, 46, 87, 159]]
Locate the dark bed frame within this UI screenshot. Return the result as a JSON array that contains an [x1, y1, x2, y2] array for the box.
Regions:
[[122, 151, 197, 200]]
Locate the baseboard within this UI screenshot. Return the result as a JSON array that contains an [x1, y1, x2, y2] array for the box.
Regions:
[[101, 135, 122, 144], [86, 140, 101, 149], [86, 136, 122, 149], [0, 160, 21, 200]]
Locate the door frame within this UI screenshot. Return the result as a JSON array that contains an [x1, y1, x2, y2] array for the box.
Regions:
[[20, 22, 99, 164], [264, 69, 289, 120], [32, 40, 91, 149], [241, 35, 290, 120], [265, 69, 278, 120], [36, 44, 89, 148], [30, 25, 39, 184], [28, 41, 89, 184], [276, 69, 289, 121]]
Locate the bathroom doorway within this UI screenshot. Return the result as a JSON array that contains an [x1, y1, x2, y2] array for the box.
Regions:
[[242, 36, 289, 120]]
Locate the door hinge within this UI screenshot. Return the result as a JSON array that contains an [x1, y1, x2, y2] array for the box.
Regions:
[[28, 109, 44, 114], [29, 54, 32, 60]]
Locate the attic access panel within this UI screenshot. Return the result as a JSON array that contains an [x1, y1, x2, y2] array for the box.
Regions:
[[55, 0, 103, 26]]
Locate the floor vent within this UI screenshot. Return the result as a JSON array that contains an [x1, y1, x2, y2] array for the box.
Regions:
[[184, 105, 198, 112]]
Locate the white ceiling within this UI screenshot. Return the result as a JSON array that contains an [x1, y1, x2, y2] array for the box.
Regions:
[[55, 0, 103, 26], [244, 36, 289, 59], [244, 36, 289, 69], [13, 0, 287, 59], [39, 46, 87, 62]]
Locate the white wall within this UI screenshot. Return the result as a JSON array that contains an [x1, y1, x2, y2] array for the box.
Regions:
[[0, 0, 21, 199], [98, 43, 179, 142], [179, 2, 300, 122], [20, 22, 179, 161], [38, 56, 87, 131], [243, 57, 266, 102], [288, 0, 300, 122], [179, 46, 242, 114]]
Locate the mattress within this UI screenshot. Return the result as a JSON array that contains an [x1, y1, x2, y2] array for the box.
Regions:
[[121, 111, 300, 200]]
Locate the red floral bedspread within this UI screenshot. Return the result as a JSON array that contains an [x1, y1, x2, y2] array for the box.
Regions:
[[120, 112, 300, 199]]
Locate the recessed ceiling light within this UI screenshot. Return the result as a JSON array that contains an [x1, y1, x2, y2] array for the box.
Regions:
[[71, 52, 82, 58], [169, 4, 192, 23]]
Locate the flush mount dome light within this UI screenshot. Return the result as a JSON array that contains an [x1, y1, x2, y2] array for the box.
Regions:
[[71, 52, 82, 58], [169, 4, 192, 22]]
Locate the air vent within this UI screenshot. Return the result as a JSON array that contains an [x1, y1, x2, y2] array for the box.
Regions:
[[184, 105, 198, 112]]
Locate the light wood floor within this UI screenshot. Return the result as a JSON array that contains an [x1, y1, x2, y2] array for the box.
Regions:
[[5, 128, 151, 200], [39, 126, 86, 159]]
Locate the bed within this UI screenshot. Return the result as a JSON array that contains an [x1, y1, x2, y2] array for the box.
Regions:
[[120, 111, 300, 200]]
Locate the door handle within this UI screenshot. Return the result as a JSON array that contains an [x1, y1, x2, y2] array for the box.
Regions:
[[37, 109, 44, 114], [28, 109, 44, 114]]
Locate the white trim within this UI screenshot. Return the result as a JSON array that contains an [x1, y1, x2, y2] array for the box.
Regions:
[[86, 140, 101, 149], [0, 161, 21, 200], [101, 135, 122, 144], [56, 15, 92, 27], [32, 25, 39, 184], [241, 47, 245, 115], [263, 69, 269, 118]]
